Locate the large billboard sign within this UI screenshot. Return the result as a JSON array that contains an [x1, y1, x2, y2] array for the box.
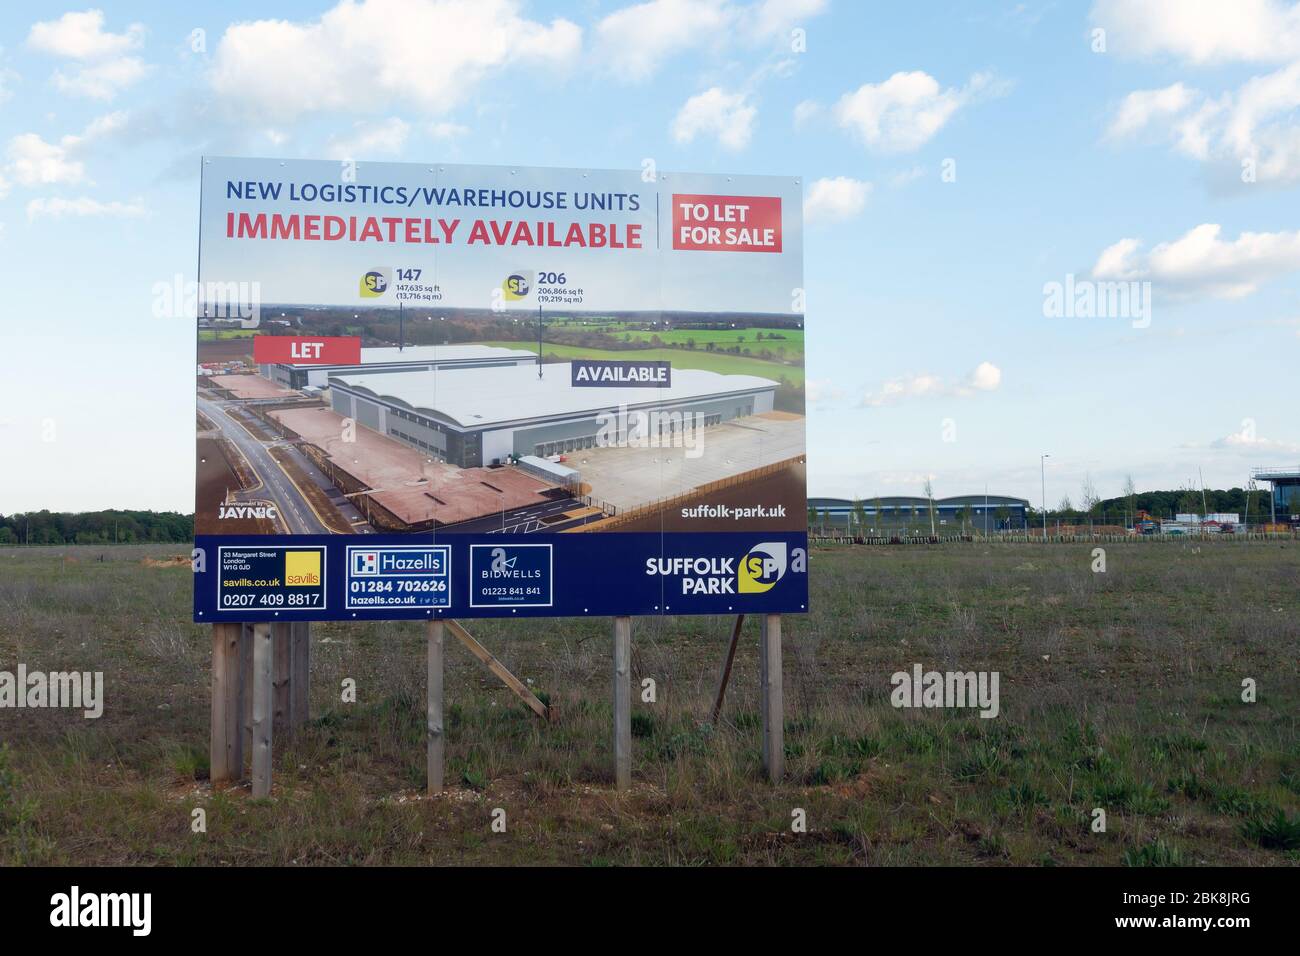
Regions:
[[193, 158, 807, 621]]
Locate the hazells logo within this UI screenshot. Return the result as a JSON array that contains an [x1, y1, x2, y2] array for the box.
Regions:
[[739, 542, 787, 593], [360, 268, 390, 298], [285, 550, 321, 587], [502, 272, 532, 300]]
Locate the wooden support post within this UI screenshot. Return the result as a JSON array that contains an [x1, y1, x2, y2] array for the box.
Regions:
[[445, 620, 553, 722], [710, 614, 745, 724], [613, 616, 632, 791], [210, 623, 243, 784], [290, 621, 310, 730], [273, 621, 291, 736], [251, 622, 274, 798], [240, 623, 253, 767], [427, 619, 445, 795], [759, 613, 784, 783]]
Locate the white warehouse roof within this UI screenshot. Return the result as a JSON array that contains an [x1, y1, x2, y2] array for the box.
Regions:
[[332, 362, 779, 430]]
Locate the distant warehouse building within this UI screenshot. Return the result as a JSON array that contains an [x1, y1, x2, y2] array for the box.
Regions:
[[330, 362, 778, 468], [808, 495, 1030, 532], [262, 344, 538, 389]]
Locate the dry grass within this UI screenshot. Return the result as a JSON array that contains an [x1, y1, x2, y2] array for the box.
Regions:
[[0, 540, 1297, 865]]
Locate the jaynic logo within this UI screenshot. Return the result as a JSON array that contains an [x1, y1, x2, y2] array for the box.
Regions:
[[646, 542, 806, 595], [360, 268, 390, 298]]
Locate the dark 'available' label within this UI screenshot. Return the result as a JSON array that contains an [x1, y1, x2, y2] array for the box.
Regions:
[[571, 359, 671, 388]]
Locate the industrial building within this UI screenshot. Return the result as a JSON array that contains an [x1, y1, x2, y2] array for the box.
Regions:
[[1252, 466, 1300, 525], [807, 495, 1030, 532], [329, 362, 779, 468], [261, 344, 538, 389]]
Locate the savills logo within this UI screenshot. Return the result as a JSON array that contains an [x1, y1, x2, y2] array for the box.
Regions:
[[285, 550, 321, 586], [360, 268, 390, 298]]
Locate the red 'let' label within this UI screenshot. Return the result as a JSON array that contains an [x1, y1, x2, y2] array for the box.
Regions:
[[671, 194, 782, 253], [252, 336, 361, 365]]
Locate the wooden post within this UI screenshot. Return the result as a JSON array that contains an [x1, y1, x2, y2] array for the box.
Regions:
[[240, 623, 253, 766], [612, 616, 632, 790], [759, 613, 784, 783], [445, 620, 553, 721], [210, 623, 243, 784], [427, 619, 445, 795], [273, 621, 291, 736], [710, 614, 745, 724], [290, 621, 310, 730], [251, 622, 274, 798]]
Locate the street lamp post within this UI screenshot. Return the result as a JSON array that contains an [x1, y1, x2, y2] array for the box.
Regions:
[[1040, 454, 1050, 542]]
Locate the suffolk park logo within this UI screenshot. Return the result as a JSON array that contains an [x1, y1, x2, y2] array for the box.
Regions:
[[646, 543, 805, 595], [739, 542, 788, 593], [360, 268, 390, 298], [502, 272, 532, 301], [285, 550, 321, 587]]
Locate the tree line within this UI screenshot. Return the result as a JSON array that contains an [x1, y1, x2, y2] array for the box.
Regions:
[[0, 510, 193, 545]]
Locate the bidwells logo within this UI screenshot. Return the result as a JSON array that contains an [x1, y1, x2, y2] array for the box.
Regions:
[[502, 272, 532, 300], [360, 268, 390, 298], [738, 542, 787, 593]]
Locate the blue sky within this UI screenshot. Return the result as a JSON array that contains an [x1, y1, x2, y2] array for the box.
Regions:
[[1, 0, 1298, 514]]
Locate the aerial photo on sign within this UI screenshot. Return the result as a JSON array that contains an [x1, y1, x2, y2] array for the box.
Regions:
[[194, 159, 807, 620]]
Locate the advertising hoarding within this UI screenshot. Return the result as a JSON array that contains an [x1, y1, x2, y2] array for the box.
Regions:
[[193, 158, 807, 621]]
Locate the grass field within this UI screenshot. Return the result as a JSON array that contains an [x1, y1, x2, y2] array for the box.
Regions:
[[478, 340, 804, 385], [198, 329, 258, 341], [1, 541, 1297, 866]]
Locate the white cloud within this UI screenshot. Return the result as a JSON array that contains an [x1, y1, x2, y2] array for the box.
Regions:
[[833, 71, 1003, 152], [1106, 82, 1197, 139], [747, 0, 828, 42], [595, 0, 731, 81], [970, 361, 1002, 391], [27, 9, 148, 101], [671, 87, 757, 150], [793, 98, 821, 127], [52, 56, 147, 100], [1, 112, 128, 192], [594, 0, 827, 81], [1090, 0, 1300, 65], [26, 196, 145, 220], [804, 176, 871, 224], [1105, 65, 1300, 185], [863, 363, 1003, 406], [1092, 223, 1300, 299], [209, 0, 581, 122], [5, 133, 87, 187], [27, 10, 144, 60], [326, 117, 411, 159]]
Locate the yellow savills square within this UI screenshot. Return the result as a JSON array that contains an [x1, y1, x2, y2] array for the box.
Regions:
[[285, 550, 321, 587]]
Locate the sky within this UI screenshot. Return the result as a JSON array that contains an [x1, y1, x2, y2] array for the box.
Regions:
[[1, 0, 1298, 514]]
